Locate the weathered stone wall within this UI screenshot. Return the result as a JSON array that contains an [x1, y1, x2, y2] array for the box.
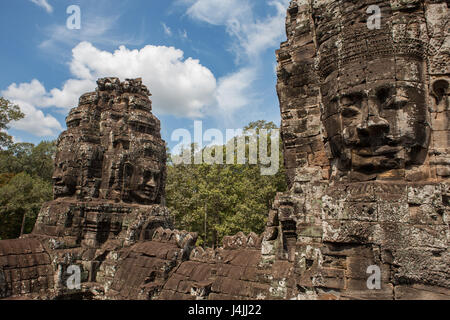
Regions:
[[0, 78, 175, 300], [0, 239, 54, 299], [267, 0, 450, 300], [158, 232, 295, 300], [101, 228, 197, 300], [262, 182, 449, 299]]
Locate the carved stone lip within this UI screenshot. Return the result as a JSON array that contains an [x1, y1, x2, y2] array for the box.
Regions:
[[133, 188, 155, 198], [356, 146, 402, 156], [53, 186, 71, 196], [143, 186, 155, 193]]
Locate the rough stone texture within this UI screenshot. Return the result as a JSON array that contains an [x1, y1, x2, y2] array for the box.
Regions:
[[0, 0, 449, 300], [51, 77, 166, 204], [159, 232, 295, 300], [0, 239, 54, 300], [103, 228, 197, 300], [278, 0, 450, 186], [270, 0, 450, 300], [0, 78, 175, 299]]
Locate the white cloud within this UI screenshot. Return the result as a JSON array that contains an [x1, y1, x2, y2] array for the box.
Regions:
[[46, 79, 97, 109], [5, 100, 62, 137], [185, 0, 288, 60], [239, 1, 289, 59], [3, 78, 95, 110], [30, 0, 53, 13], [186, 0, 252, 28], [183, 0, 289, 117], [4, 42, 218, 122], [2, 36, 264, 135], [2, 81, 63, 137], [162, 23, 172, 36], [215, 68, 256, 115], [3, 80, 48, 107], [68, 42, 217, 117]]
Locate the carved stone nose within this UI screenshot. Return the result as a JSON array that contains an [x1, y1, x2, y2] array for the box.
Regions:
[[52, 169, 62, 183], [146, 177, 156, 188], [357, 117, 390, 136]]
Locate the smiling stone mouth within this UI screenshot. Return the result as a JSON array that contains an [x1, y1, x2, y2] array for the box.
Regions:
[[53, 185, 71, 195], [356, 146, 402, 157]]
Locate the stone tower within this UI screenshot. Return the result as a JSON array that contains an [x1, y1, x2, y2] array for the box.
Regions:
[[269, 0, 450, 299], [0, 78, 193, 299]]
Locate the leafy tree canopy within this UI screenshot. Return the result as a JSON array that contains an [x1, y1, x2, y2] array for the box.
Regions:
[[0, 98, 54, 240], [166, 120, 287, 248], [0, 140, 56, 182], [0, 97, 24, 149], [0, 172, 52, 240]]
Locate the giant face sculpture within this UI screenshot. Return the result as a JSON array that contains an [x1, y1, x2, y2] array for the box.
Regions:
[[51, 78, 166, 203], [52, 135, 104, 199], [123, 142, 165, 205], [276, 1, 450, 186], [120, 96, 166, 205], [53, 134, 78, 198], [318, 28, 432, 180], [53, 103, 104, 199], [323, 60, 430, 175], [127, 159, 162, 204]]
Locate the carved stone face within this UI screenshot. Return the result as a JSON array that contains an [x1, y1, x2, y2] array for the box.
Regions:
[[53, 136, 78, 198], [322, 57, 431, 176], [126, 158, 162, 204], [50, 78, 166, 203]]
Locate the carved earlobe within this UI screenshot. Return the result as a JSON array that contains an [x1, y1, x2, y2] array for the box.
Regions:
[[432, 79, 449, 105]]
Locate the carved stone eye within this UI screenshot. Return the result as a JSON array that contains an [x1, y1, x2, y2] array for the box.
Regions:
[[340, 93, 362, 118], [341, 96, 353, 106], [382, 96, 408, 110], [376, 87, 390, 105], [341, 107, 359, 118], [340, 93, 363, 107]]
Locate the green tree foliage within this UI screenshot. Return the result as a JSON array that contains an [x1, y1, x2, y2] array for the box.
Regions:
[[0, 97, 55, 240], [166, 121, 287, 248], [0, 172, 52, 240], [0, 140, 56, 182], [0, 97, 24, 149], [0, 143, 55, 239]]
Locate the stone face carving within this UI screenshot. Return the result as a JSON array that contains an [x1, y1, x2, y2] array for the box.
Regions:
[[52, 77, 166, 204], [34, 77, 170, 246], [320, 27, 432, 181], [0, 78, 175, 300], [278, 0, 449, 185]]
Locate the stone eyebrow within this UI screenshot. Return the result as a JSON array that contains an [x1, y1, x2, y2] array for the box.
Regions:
[[336, 92, 365, 103]]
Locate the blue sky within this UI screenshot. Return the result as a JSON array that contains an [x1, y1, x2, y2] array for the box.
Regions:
[[0, 0, 290, 151]]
